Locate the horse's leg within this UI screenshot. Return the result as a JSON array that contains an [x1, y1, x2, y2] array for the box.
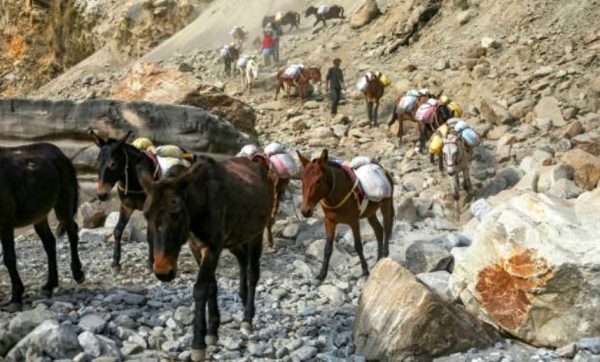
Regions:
[[366, 101, 373, 125], [0, 227, 23, 312], [463, 168, 472, 192], [373, 100, 380, 126], [112, 205, 133, 274], [381, 198, 394, 257], [230, 246, 248, 305], [146, 224, 155, 272], [430, 152, 435, 164], [313, 17, 319, 27], [242, 236, 262, 332], [439, 155, 444, 173], [316, 219, 336, 281], [350, 220, 369, 277], [452, 173, 460, 201], [191, 247, 220, 362], [34, 219, 58, 298], [205, 271, 220, 346], [367, 215, 384, 261], [418, 124, 426, 154]]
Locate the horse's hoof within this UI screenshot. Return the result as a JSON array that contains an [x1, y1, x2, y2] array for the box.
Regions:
[[191, 349, 206, 362], [73, 270, 86, 284], [240, 321, 253, 333], [205, 335, 218, 346], [112, 265, 121, 275], [2, 301, 22, 313]]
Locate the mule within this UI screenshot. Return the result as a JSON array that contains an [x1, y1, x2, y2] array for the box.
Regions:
[[0, 143, 85, 311], [238, 57, 259, 94], [389, 92, 429, 147], [275, 66, 322, 101], [262, 11, 301, 31], [137, 156, 273, 362], [442, 134, 473, 201], [221, 46, 240, 77], [305, 5, 345, 27], [90, 130, 159, 274], [297, 150, 394, 281], [362, 72, 384, 126], [249, 154, 290, 249]]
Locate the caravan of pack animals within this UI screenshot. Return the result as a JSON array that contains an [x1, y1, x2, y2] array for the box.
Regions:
[[1, 0, 598, 361]]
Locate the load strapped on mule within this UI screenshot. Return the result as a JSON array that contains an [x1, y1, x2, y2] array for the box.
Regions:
[[356, 71, 391, 92], [132, 137, 195, 176], [282, 64, 305, 82], [237, 142, 298, 179], [275, 11, 284, 22], [428, 118, 482, 156], [219, 43, 235, 60], [397, 88, 430, 114], [317, 5, 330, 15], [439, 95, 463, 118]]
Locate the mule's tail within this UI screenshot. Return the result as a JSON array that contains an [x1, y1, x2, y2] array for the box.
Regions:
[[57, 159, 80, 237]]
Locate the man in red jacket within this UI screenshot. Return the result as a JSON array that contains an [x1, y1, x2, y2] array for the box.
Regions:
[[261, 30, 274, 66]]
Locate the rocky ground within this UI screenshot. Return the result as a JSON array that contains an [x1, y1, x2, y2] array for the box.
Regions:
[[1, 0, 600, 360]]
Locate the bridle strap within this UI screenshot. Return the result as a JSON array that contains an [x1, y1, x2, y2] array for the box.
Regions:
[[320, 166, 360, 210]]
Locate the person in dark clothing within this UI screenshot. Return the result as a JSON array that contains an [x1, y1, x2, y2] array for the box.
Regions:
[[326, 58, 345, 116]]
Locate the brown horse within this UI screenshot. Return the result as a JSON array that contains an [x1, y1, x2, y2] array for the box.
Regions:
[[275, 66, 322, 101], [137, 156, 272, 362], [305, 5, 345, 27], [0, 143, 84, 311], [362, 73, 385, 126], [389, 93, 429, 147], [221, 45, 240, 77], [90, 130, 160, 274], [297, 150, 394, 281], [262, 11, 301, 31]]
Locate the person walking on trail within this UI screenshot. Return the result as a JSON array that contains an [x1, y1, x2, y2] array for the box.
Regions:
[[269, 21, 283, 62], [326, 58, 345, 116], [261, 30, 274, 66]]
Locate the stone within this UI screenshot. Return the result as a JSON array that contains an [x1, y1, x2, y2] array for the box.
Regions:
[[333, 114, 350, 124], [434, 59, 449, 71], [112, 62, 257, 137], [481, 98, 512, 125], [303, 100, 320, 110], [306, 239, 350, 271], [457, 10, 471, 25], [534, 97, 566, 127], [395, 196, 418, 224], [79, 228, 110, 243], [9, 305, 57, 338], [6, 320, 81, 361], [318, 285, 347, 307], [0, 327, 18, 357], [310, 126, 335, 139], [548, 178, 584, 199], [556, 343, 577, 358], [292, 345, 318, 361], [583, 32, 599, 45], [257, 101, 285, 111], [508, 100, 534, 119], [481, 37, 500, 49], [470, 198, 493, 221], [350, 0, 380, 29], [174, 306, 194, 326], [416, 271, 452, 301], [77, 201, 107, 229], [561, 120, 584, 139], [487, 125, 511, 140], [578, 337, 600, 354], [78, 331, 121, 358], [78, 314, 107, 333], [354, 259, 499, 361], [450, 191, 600, 347], [534, 66, 553, 77], [561, 149, 600, 190], [535, 117, 553, 132], [404, 241, 453, 274]]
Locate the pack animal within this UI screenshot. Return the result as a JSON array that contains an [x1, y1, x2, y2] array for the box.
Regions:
[[262, 11, 301, 31], [221, 45, 240, 77], [90, 130, 161, 274], [362, 73, 385, 126], [137, 156, 273, 362], [297, 150, 395, 281], [238, 57, 259, 94], [442, 134, 473, 201], [305, 5, 345, 27], [0, 143, 84, 312], [275, 66, 322, 101]]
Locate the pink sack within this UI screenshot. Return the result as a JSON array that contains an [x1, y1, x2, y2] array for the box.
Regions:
[[269, 153, 297, 179], [415, 103, 436, 124]]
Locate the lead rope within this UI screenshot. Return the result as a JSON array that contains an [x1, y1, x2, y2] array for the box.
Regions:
[[123, 149, 130, 196]]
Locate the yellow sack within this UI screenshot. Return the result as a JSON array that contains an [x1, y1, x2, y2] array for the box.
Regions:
[[275, 11, 284, 22], [448, 102, 463, 118], [428, 124, 448, 156], [155, 145, 183, 159], [132, 137, 154, 151], [437, 124, 449, 137], [378, 74, 392, 87]]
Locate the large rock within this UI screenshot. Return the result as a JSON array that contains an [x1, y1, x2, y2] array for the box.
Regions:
[[480, 98, 512, 125], [561, 149, 600, 190], [534, 97, 566, 127], [6, 320, 81, 361], [450, 191, 600, 347], [77, 201, 107, 229], [0, 98, 248, 175], [112, 62, 257, 137], [350, 0, 381, 29], [404, 241, 452, 274], [354, 258, 499, 361], [8, 305, 57, 339]]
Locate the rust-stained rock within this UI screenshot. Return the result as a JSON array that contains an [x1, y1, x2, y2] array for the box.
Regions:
[[112, 62, 257, 138], [354, 258, 499, 361], [561, 148, 600, 190], [450, 191, 600, 347]]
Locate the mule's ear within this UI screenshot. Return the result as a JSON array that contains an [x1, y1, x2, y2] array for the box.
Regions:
[[318, 149, 329, 164], [89, 129, 105, 147], [136, 165, 154, 194], [297, 150, 310, 168], [117, 130, 133, 147]]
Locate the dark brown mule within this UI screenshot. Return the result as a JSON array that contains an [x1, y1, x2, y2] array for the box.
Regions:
[[250, 154, 290, 248], [90, 130, 158, 274], [137, 156, 273, 362], [222, 46, 240, 77], [262, 11, 301, 31], [275, 67, 322, 101], [305, 5, 345, 27], [297, 150, 394, 281], [0, 143, 84, 311], [363, 73, 385, 126]]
